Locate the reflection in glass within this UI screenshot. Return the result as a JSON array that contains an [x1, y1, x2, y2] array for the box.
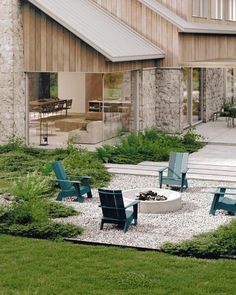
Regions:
[[182, 68, 188, 126], [192, 68, 202, 123], [226, 69, 234, 104], [103, 72, 131, 139]]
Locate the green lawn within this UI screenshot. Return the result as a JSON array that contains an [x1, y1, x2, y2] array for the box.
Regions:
[[0, 235, 235, 295]]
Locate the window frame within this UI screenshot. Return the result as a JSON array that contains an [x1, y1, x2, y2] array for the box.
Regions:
[[192, 0, 208, 18], [211, 0, 224, 20], [226, 0, 236, 21]]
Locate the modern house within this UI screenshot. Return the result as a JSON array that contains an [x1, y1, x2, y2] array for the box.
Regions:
[[0, 0, 236, 145]]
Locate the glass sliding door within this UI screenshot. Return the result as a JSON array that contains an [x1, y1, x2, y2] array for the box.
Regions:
[[182, 68, 189, 127], [182, 68, 203, 127], [192, 68, 202, 123], [102, 72, 131, 142]]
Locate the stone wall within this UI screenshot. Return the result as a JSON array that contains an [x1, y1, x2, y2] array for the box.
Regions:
[[130, 68, 183, 134], [202, 68, 224, 122], [156, 69, 183, 133], [0, 0, 25, 144], [139, 69, 157, 130]]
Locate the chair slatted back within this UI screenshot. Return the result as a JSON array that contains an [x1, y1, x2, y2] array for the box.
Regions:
[[98, 189, 126, 220], [167, 152, 188, 178], [52, 161, 73, 191]]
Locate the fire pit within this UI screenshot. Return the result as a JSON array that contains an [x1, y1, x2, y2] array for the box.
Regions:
[[123, 188, 182, 214], [136, 190, 168, 201]]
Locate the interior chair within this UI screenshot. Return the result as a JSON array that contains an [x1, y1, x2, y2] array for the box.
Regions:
[[52, 160, 92, 202], [159, 152, 189, 192], [210, 187, 236, 215], [98, 188, 140, 233]]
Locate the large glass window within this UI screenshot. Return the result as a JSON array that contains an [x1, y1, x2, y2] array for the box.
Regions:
[[103, 72, 131, 134], [182, 68, 202, 126], [192, 0, 208, 17], [211, 0, 223, 19], [182, 68, 189, 126], [226, 69, 235, 104], [192, 69, 202, 123], [226, 0, 236, 21]]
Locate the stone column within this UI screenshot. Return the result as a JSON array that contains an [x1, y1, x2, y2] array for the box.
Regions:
[[202, 68, 224, 122], [156, 69, 184, 133], [130, 68, 183, 134], [0, 0, 25, 144], [139, 68, 157, 131]]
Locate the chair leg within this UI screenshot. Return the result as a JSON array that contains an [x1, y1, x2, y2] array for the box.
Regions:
[[100, 220, 104, 230], [56, 191, 64, 201], [124, 222, 129, 233], [77, 195, 84, 203], [159, 172, 163, 188], [209, 193, 221, 215], [87, 191, 92, 198]]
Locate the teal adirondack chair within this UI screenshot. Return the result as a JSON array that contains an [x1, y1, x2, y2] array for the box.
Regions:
[[98, 188, 140, 233], [159, 152, 189, 192], [52, 161, 92, 203], [210, 187, 236, 215]]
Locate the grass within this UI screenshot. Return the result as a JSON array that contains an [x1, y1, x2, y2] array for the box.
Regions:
[[0, 234, 236, 295]]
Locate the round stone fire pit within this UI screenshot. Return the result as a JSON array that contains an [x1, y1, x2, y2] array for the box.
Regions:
[[123, 188, 182, 214]]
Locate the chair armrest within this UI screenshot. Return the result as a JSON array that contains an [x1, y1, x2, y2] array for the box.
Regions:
[[217, 186, 236, 191], [181, 168, 189, 174], [211, 191, 236, 196], [159, 167, 168, 173], [67, 174, 91, 180], [54, 179, 81, 184], [125, 200, 140, 209]]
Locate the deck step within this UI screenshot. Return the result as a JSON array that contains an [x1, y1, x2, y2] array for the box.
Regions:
[[105, 162, 236, 182]]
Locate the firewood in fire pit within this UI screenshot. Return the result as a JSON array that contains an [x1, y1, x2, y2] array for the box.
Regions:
[[135, 190, 167, 201]]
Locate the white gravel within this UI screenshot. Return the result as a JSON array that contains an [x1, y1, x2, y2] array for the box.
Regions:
[[56, 175, 236, 249]]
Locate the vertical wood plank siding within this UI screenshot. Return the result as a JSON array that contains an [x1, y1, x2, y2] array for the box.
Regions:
[[22, 2, 158, 73], [94, 0, 180, 67], [94, 0, 236, 65], [179, 33, 236, 63]]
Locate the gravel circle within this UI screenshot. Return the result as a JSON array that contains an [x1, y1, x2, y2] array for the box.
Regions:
[[55, 175, 236, 249]]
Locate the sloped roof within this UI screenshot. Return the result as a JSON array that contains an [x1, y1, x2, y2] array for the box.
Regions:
[[27, 0, 165, 62], [139, 0, 236, 34]]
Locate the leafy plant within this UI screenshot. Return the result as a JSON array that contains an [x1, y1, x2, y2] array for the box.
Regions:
[[48, 202, 78, 218], [0, 222, 82, 239], [63, 147, 111, 187], [8, 173, 53, 201], [96, 128, 204, 164], [161, 219, 236, 259]]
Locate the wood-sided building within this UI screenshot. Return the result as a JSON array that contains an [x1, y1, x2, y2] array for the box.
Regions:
[[1, 0, 236, 144]]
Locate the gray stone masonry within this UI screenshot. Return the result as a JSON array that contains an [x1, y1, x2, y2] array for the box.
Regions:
[[202, 68, 224, 122], [156, 69, 183, 133], [133, 68, 183, 134], [0, 0, 25, 144]]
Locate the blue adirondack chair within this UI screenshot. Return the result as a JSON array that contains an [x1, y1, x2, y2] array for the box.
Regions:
[[52, 161, 92, 203], [210, 187, 236, 215], [98, 188, 140, 233], [159, 152, 189, 192]]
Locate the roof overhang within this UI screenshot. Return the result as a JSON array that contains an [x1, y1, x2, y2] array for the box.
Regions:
[[181, 58, 236, 68], [26, 0, 165, 62], [139, 0, 236, 35]]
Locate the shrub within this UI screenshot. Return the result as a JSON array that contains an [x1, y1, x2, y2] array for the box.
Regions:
[[63, 147, 111, 187], [161, 219, 236, 259], [0, 222, 82, 239], [96, 128, 204, 164], [48, 202, 78, 218], [8, 173, 53, 201], [0, 200, 48, 225]]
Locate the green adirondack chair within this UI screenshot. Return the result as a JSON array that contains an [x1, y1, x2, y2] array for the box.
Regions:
[[52, 161, 92, 203], [98, 188, 140, 233], [210, 187, 236, 215], [159, 152, 189, 192]]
